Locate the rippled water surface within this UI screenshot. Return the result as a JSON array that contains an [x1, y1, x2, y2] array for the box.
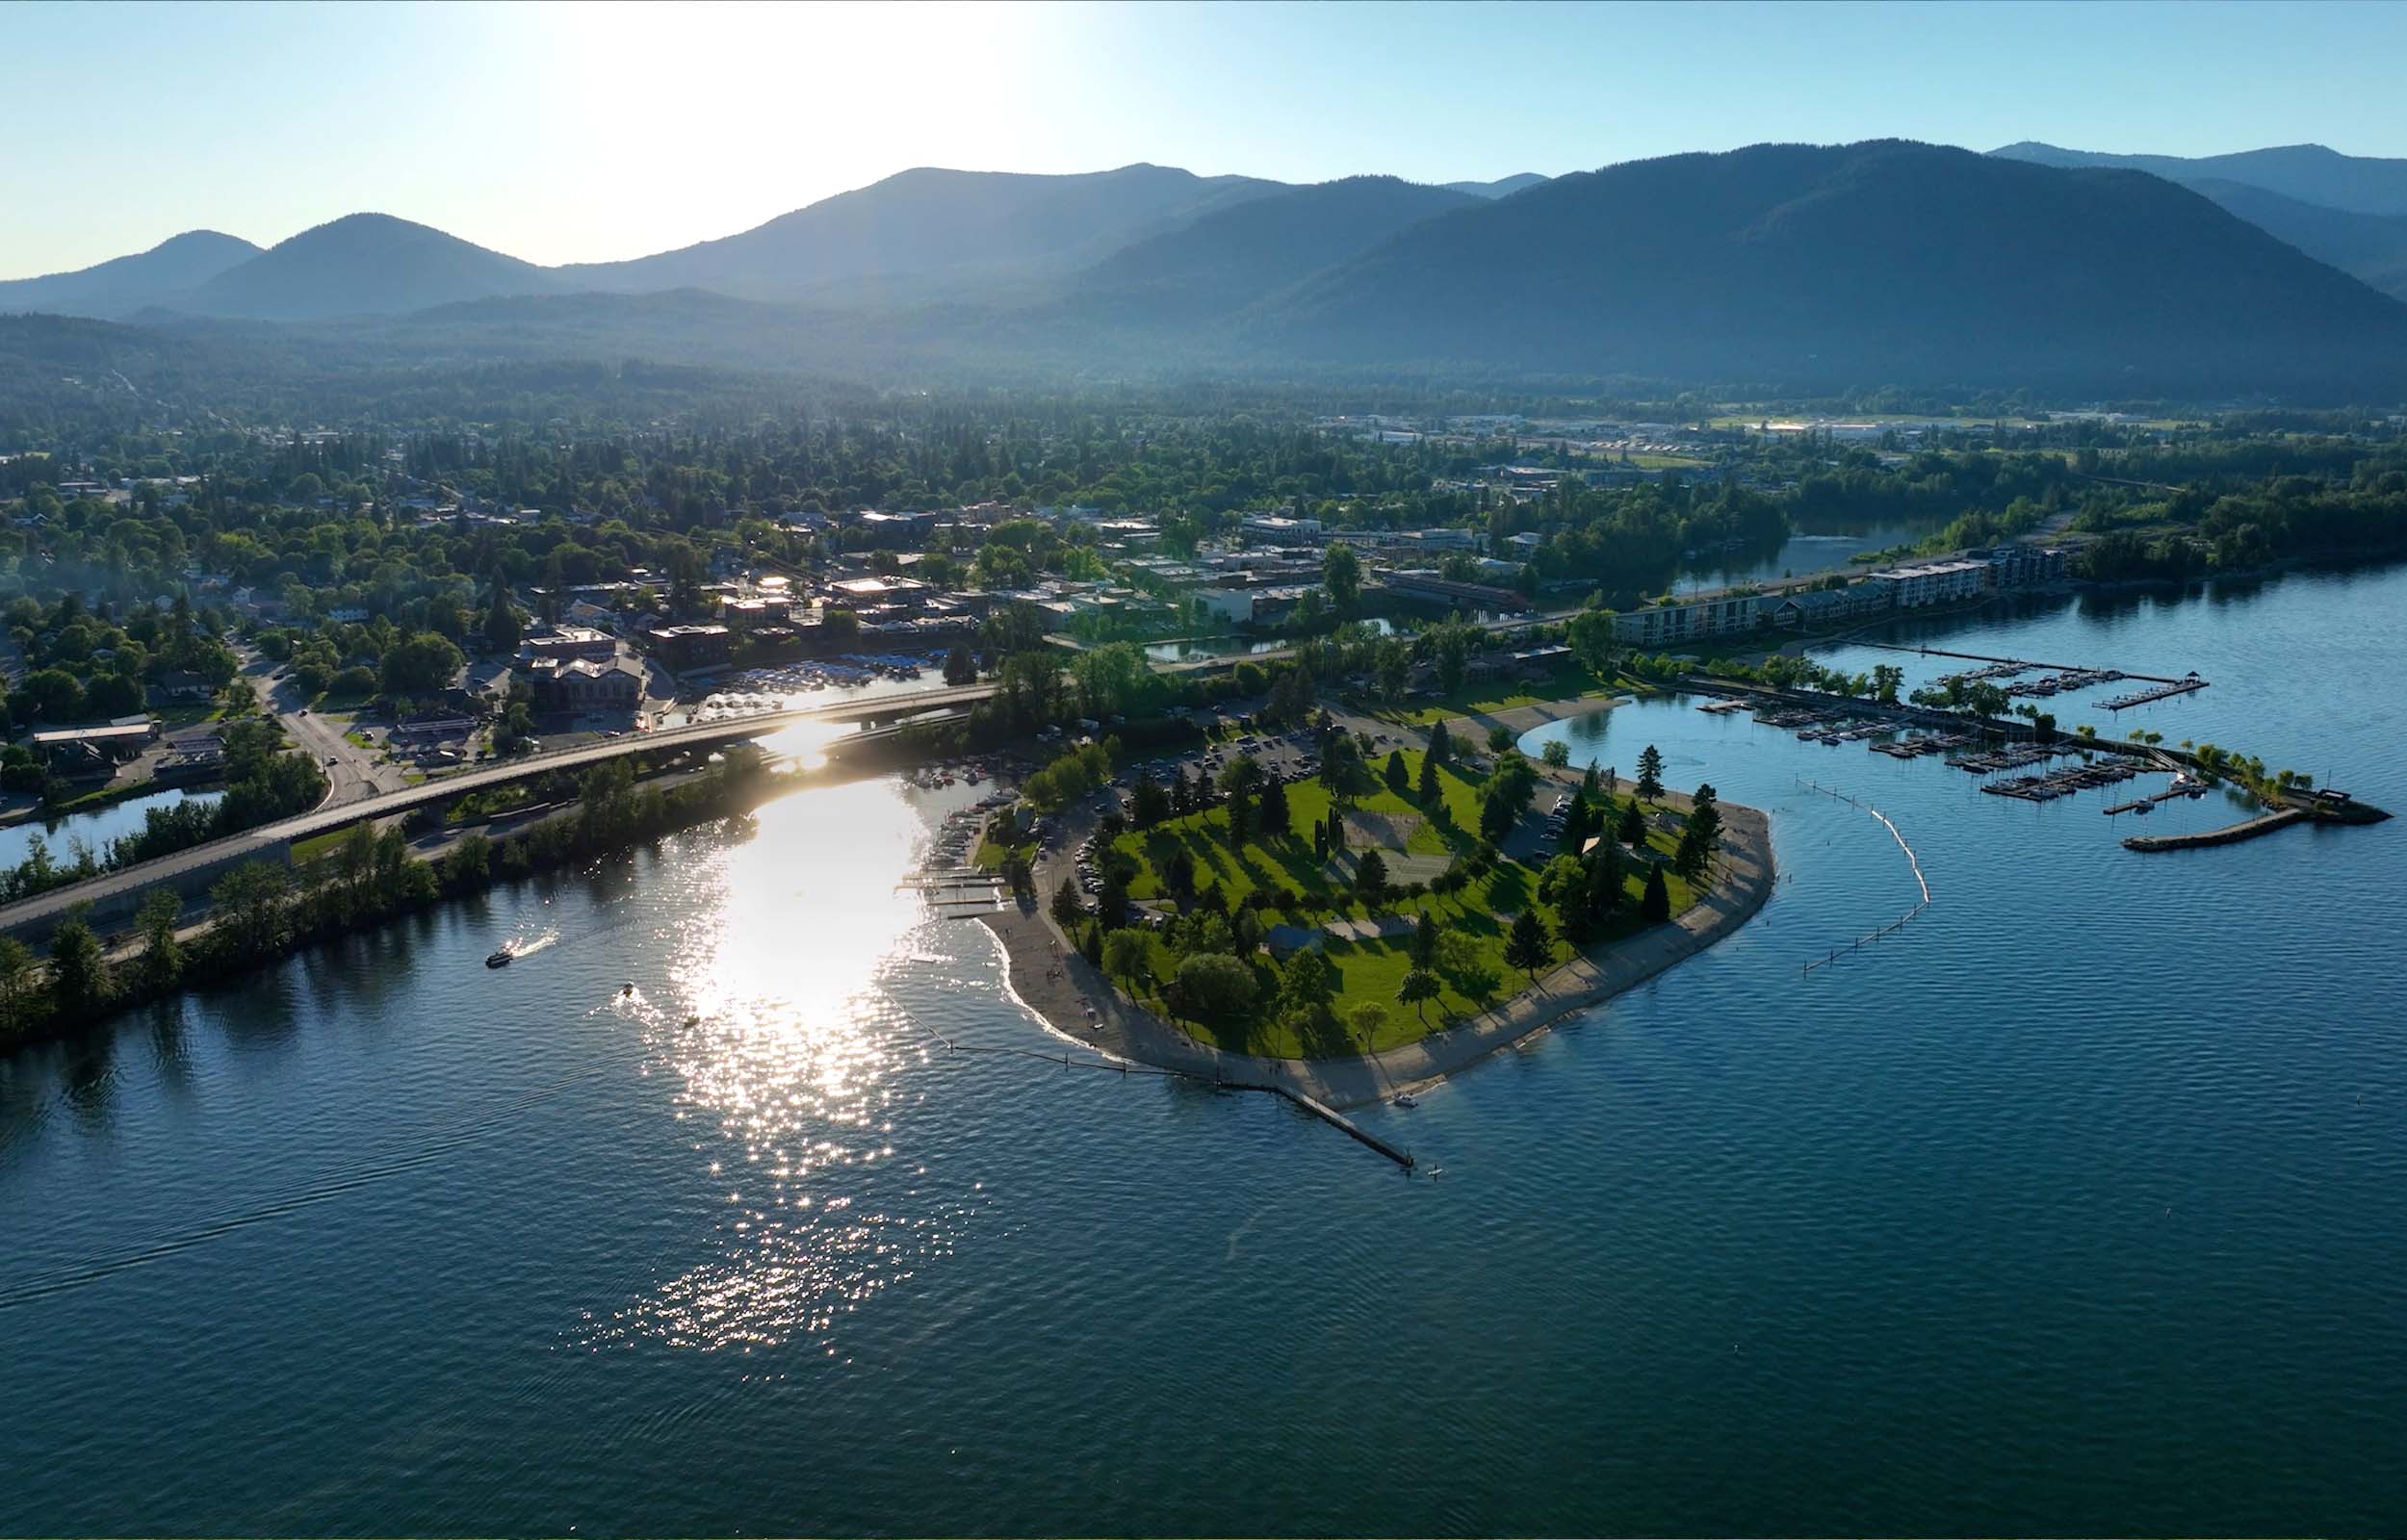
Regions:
[[3, 565, 2404, 1535]]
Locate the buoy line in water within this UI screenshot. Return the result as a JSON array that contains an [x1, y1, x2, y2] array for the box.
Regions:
[[1796, 778, 1931, 973]]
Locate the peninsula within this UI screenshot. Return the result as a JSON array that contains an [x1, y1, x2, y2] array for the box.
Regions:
[[981, 699, 1773, 1111]]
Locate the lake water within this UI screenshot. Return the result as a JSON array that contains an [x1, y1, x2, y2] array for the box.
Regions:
[[3, 564, 2403, 1535], [1672, 521, 1934, 594], [0, 786, 224, 872]]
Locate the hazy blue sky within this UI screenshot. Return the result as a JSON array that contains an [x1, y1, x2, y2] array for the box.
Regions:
[[6, 0, 2404, 278]]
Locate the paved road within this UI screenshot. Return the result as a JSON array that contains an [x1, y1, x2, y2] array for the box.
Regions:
[[240, 660, 405, 803]]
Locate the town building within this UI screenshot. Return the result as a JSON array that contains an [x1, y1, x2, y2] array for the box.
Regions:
[[1383, 571, 1531, 612], [1610, 592, 1765, 647], [826, 576, 930, 612], [1193, 588, 1256, 625], [1866, 558, 1990, 608], [30, 717, 158, 771], [1982, 544, 2071, 589], [517, 627, 618, 663], [1768, 585, 1894, 629], [1239, 514, 1325, 548], [644, 623, 733, 668], [853, 510, 938, 547], [525, 655, 645, 713]]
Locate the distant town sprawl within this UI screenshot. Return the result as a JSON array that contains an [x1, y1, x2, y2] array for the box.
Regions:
[[0, 398, 2402, 795]]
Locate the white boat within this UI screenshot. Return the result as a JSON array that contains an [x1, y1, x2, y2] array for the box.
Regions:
[[1391, 1092, 1418, 1109]]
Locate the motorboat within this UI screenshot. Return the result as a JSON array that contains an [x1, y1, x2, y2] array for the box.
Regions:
[[485, 949, 513, 968], [1392, 1092, 1419, 1109]]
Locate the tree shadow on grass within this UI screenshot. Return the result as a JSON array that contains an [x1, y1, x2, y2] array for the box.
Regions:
[[1483, 862, 1531, 912]]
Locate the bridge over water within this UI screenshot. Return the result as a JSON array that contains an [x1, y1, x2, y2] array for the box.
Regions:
[[0, 683, 998, 943]]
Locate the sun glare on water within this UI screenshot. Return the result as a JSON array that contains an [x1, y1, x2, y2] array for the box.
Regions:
[[579, 779, 980, 1352]]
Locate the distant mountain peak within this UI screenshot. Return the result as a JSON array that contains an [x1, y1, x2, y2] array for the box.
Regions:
[[0, 228, 263, 319], [1989, 140, 2407, 216]]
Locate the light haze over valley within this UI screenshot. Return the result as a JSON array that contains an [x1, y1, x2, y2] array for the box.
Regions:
[[2, 4, 2404, 1538]]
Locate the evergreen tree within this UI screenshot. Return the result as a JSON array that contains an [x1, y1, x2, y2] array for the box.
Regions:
[[1687, 782, 1723, 847], [1635, 744, 1665, 802], [482, 583, 522, 654], [1503, 907, 1554, 984], [1258, 777, 1291, 836], [1384, 750, 1409, 794], [943, 643, 978, 686], [1426, 720, 1450, 770], [1326, 806, 1346, 853], [1587, 841, 1624, 921], [1080, 922, 1104, 966], [1640, 862, 1671, 923], [1355, 848, 1388, 897], [1560, 790, 1593, 853], [1051, 876, 1085, 925], [1416, 749, 1440, 808], [1618, 798, 1645, 846], [1130, 771, 1170, 829], [1411, 911, 1438, 968]]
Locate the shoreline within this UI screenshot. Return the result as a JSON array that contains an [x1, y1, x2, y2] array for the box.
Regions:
[[978, 797, 1775, 1113]]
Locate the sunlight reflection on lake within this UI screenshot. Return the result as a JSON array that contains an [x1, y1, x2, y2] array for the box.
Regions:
[[580, 779, 971, 1352]]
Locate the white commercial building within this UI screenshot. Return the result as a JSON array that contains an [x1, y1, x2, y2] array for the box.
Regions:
[[1610, 593, 1764, 647], [1866, 559, 1989, 608]]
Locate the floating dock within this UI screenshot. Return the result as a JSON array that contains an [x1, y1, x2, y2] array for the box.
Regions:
[[2103, 677, 2211, 710]]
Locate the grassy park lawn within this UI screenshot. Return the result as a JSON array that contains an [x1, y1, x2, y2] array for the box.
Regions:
[[975, 833, 1033, 870], [1365, 658, 1618, 727], [1102, 747, 1701, 1057]]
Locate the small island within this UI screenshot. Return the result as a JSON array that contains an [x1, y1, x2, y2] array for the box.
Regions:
[[984, 706, 1773, 1111]]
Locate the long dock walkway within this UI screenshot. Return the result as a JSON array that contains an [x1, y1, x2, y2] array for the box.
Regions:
[[1858, 640, 2192, 687]]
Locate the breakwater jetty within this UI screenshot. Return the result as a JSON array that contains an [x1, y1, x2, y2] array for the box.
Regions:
[[2124, 807, 2309, 852]]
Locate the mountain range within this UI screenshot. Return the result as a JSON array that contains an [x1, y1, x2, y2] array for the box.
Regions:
[[1990, 141, 2407, 297], [7, 139, 2407, 398]]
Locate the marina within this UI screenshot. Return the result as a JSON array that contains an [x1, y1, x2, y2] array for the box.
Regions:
[[1979, 759, 2140, 802], [2004, 666, 2124, 698]]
